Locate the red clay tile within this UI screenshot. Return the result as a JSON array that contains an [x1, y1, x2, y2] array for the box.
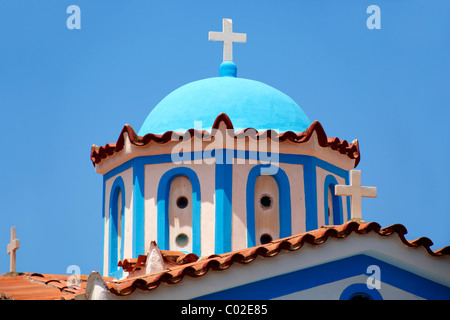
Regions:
[[2, 221, 448, 299], [103, 221, 450, 297], [0, 273, 88, 300], [91, 114, 360, 167]]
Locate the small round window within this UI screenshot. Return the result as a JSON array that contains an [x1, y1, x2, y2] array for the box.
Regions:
[[175, 233, 189, 248], [260, 195, 272, 208], [260, 233, 273, 245], [176, 196, 189, 209]]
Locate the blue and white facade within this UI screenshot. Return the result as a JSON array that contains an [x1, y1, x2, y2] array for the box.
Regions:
[[93, 62, 360, 279], [85, 21, 450, 300], [83, 224, 450, 300]]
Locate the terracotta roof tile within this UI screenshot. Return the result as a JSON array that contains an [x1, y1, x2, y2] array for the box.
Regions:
[[105, 221, 450, 297], [91, 113, 360, 166], [2, 222, 447, 299], [118, 249, 201, 273], [118, 256, 147, 272], [0, 272, 92, 300]]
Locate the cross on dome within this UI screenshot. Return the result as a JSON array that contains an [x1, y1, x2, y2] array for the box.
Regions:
[[209, 18, 247, 62], [335, 170, 377, 221]]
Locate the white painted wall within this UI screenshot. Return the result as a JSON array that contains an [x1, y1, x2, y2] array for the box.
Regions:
[[254, 175, 279, 245], [103, 158, 351, 273], [282, 163, 305, 235], [169, 176, 193, 252], [99, 127, 356, 268], [231, 162, 251, 251]]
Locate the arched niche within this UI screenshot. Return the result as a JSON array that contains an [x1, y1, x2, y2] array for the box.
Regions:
[[168, 175, 193, 252], [254, 175, 280, 245], [109, 176, 125, 278], [324, 174, 343, 225], [157, 167, 201, 256], [246, 164, 291, 248]]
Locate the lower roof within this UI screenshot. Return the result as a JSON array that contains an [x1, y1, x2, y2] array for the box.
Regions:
[[104, 221, 449, 298], [1, 221, 448, 300]]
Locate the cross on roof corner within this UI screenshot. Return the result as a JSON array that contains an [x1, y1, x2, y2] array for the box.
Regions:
[[335, 170, 377, 222], [7, 226, 20, 273], [209, 18, 247, 62]]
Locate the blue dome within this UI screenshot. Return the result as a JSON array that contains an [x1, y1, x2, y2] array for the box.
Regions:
[[138, 62, 311, 135]]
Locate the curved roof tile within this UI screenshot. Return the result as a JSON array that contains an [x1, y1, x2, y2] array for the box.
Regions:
[[106, 221, 450, 297], [91, 113, 361, 166]]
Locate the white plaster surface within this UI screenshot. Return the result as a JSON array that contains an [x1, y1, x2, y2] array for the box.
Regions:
[[169, 176, 193, 252], [254, 175, 279, 244]]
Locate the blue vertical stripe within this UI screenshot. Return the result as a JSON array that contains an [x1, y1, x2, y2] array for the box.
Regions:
[[303, 158, 318, 231], [215, 149, 233, 254], [133, 160, 145, 257], [323, 174, 343, 225]]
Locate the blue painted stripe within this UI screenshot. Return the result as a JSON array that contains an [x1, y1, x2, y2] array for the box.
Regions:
[[103, 154, 172, 181], [232, 150, 348, 178], [103, 151, 348, 181], [103, 152, 212, 181], [311, 157, 348, 179], [215, 149, 233, 254], [303, 158, 318, 231], [278, 154, 348, 179], [133, 162, 145, 257], [194, 254, 450, 300]]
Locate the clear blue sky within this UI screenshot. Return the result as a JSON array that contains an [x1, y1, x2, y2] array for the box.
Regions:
[[1, 1, 449, 275]]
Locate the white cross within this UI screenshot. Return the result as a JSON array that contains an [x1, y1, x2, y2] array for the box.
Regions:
[[7, 226, 20, 273], [209, 18, 247, 62], [335, 170, 377, 221]]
